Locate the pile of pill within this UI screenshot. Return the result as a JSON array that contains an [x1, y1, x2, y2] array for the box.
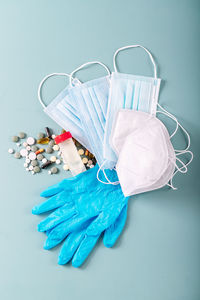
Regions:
[[8, 128, 96, 175]]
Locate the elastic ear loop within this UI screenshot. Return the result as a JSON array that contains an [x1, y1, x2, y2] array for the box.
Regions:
[[38, 72, 81, 109], [113, 44, 157, 79], [156, 103, 193, 190], [96, 160, 119, 185], [69, 61, 111, 87]]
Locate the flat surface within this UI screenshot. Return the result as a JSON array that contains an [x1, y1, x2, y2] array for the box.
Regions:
[[0, 1, 200, 300]]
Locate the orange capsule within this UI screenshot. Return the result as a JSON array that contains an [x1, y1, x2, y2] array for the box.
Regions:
[[85, 150, 89, 156], [35, 148, 45, 155]]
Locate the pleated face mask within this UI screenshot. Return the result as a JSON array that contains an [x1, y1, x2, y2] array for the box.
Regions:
[[110, 108, 193, 196], [66, 62, 110, 168], [104, 45, 161, 168], [38, 72, 92, 151]]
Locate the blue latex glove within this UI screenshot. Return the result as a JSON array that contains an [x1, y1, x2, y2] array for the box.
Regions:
[[32, 165, 129, 267]]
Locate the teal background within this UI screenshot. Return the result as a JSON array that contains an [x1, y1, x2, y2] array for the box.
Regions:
[[0, 0, 200, 299]]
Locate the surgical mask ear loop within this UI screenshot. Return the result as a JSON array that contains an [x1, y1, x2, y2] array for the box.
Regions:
[[96, 161, 119, 185], [156, 103, 193, 189], [113, 44, 157, 79], [69, 61, 111, 88], [38, 72, 81, 109]]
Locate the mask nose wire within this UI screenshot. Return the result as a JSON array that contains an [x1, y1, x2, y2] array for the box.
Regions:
[[113, 44, 157, 79], [38, 72, 81, 109], [69, 61, 111, 88]]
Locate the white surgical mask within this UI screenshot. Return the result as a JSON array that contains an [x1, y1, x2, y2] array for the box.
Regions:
[[104, 45, 161, 168]]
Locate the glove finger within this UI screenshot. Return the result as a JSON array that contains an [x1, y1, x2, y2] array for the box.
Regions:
[[57, 220, 91, 265], [32, 190, 70, 215], [40, 182, 64, 198], [38, 202, 75, 232], [86, 208, 122, 236], [44, 215, 88, 250], [103, 204, 128, 248], [72, 234, 100, 268], [41, 165, 98, 198]]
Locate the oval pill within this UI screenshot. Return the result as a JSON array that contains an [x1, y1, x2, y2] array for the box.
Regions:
[[31, 160, 38, 166], [31, 145, 38, 152], [37, 154, 44, 161], [49, 140, 55, 147], [51, 166, 58, 174], [19, 132, 26, 139], [46, 147, 53, 154], [12, 136, 19, 142], [33, 166, 41, 173]]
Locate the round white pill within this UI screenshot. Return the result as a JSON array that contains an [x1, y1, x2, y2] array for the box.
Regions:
[[56, 159, 61, 165], [42, 158, 47, 164], [63, 164, 69, 171], [53, 145, 59, 151], [20, 148, 28, 157], [16, 143, 21, 147], [26, 168, 29, 171], [48, 170, 52, 175], [23, 142, 28, 147], [28, 152, 36, 160], [26, 146, 31, 151], [50, 156, 57, 162], [24, 163, 28, 168], [29, 165, 34, 171], [52, 134, 56, 139], [31, 171, 35, 175], [8, 148, 14, 154], [27, 137, 35, 145], [25, 158, 30, 164]]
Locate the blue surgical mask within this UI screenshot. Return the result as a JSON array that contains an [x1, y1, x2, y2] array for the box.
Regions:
[[103, 45, 161, 168], [38, 72, 92, 151], [67, 61, 110, 167]]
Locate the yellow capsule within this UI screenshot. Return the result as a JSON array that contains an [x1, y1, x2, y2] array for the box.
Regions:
[[37, 137, 50, 144]]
